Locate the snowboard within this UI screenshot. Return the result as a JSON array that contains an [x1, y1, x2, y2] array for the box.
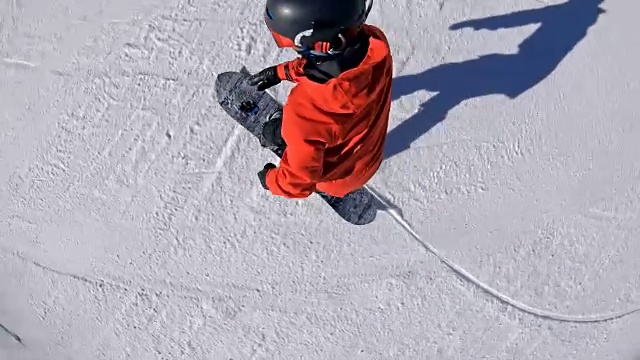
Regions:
[[214, 67, 377, 226]]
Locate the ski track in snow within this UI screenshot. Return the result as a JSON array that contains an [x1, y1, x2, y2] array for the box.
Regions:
[[367, 185, 640, 323], [199, 124, 243, 194], [2, 0, 640, 358], [2, 247, 240, 303]]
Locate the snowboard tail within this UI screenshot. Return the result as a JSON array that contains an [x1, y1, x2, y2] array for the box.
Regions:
[[214, 67, 377, 226]]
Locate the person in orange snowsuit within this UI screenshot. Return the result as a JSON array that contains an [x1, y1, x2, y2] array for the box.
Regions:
[[249, 0, 393, 199]]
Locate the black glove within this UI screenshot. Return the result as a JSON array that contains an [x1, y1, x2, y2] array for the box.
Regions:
[[257, 163, 277, 189], [248, 66, 281, 91]]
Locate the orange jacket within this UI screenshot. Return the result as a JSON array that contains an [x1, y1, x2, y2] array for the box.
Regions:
[[265, 25, 393, 198]]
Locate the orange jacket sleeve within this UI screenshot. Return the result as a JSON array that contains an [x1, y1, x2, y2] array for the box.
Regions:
[[264, 100, 332, 198], [276, 57, 307, 83]]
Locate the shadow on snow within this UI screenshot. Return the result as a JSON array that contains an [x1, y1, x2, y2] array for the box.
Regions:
[[384, 0, 606, 160]]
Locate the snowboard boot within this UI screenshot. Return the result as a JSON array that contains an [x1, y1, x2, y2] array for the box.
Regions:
[[259, 110, 286, 149]]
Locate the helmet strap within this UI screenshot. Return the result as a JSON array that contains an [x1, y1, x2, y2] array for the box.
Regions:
[[295, 48, 335, 63]]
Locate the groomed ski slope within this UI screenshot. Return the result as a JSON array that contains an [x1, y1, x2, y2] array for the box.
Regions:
[[1, 0, 640, 358]]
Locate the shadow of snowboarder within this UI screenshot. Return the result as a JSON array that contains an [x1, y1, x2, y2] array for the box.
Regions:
[[384, 0, 606, 160]]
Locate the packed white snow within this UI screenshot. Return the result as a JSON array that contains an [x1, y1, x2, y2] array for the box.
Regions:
[[1, 0, 639, 358]]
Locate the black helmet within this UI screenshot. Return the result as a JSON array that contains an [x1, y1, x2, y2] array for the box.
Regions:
[[264, 0, 373, 55]]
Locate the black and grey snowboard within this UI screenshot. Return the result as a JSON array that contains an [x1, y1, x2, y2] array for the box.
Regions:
[[214, 67, 377, 226]]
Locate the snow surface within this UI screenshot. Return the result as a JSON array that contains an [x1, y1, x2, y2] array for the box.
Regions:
[[1, 0, 640, 358]]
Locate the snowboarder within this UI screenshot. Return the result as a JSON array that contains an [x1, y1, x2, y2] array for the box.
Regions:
[[248, 0, 393, 199]]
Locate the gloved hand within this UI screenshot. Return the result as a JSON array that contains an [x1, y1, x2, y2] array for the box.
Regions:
[[257, 163, 277, 190], [248, 66, 281, 91]]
